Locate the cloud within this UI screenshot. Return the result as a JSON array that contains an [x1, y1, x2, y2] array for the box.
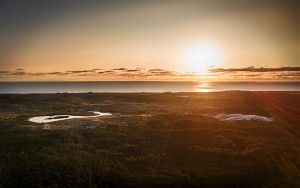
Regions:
[[148, 69, 165, 72], [1, 66, 299, 80], [209, 66, 300, 72], [149, 71, 173, 76], [275, 72, 300, 79], [47, 72, 69, 75], [207, 66, 300, 80], [112, 67, 141, 72], [229, 73, 263, 77], [144, 69, 175, 77], [67, 70, 94, 74], [0, 71, 10, 75], [27, 72, 47, 76], [112, 68, 126, 71], [104, 70, 114, 73], [97, 70, 116, 75], [125, 69, 140, 72], [10, 71, 26, 76]]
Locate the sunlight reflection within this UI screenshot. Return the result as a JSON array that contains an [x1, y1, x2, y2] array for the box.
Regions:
[[196, 82, 212, 92]]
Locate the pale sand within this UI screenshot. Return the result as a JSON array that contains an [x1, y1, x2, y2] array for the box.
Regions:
[[214, 114, 273, 122], [29, 111, 112, 123]]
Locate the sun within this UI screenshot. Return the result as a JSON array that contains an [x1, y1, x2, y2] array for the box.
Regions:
[[183, 43, 223, 74]]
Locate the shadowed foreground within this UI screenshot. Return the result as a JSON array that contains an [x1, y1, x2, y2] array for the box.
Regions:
[[0, 92, 299, 187]]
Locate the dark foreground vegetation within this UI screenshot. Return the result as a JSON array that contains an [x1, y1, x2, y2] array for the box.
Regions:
[[0, 92, 299, 187]]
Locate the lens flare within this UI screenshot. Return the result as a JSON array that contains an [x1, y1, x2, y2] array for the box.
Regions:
[[183, 43, 223, 74]]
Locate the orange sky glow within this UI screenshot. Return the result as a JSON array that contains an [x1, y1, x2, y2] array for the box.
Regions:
[[1, 0, 299, 81]]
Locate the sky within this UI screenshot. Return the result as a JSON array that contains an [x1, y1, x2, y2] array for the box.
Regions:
[[0, 0, 299, 81]]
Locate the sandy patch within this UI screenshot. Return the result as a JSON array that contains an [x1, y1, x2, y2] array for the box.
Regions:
[[29, 111, 112, 123], [214, 114, 272, 122]]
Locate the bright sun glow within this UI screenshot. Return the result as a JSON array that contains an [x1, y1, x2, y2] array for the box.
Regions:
[[183, 43, 223, 74]]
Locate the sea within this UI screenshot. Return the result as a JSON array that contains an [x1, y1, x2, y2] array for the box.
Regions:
[[0, 81, 300, 94]]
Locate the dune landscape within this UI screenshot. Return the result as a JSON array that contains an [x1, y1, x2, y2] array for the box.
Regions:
[[0, 91, 299, 187], [1, 0, 299, 187]]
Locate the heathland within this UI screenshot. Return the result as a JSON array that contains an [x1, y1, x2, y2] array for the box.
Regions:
[[0, 92, 299, 187]]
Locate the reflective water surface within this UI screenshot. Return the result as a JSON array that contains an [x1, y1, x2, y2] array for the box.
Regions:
[[1, 81, 299, 93]]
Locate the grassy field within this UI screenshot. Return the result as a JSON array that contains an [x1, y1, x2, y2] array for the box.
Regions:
[[0, 92, 299, 187]]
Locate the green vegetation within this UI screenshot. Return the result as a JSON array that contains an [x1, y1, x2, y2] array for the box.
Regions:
[[0, 92, 299, 187]]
